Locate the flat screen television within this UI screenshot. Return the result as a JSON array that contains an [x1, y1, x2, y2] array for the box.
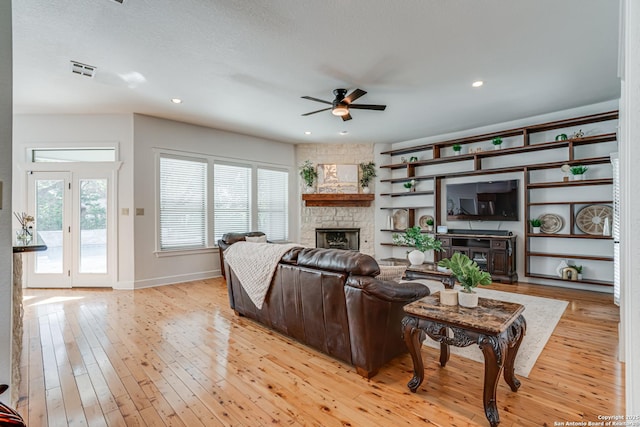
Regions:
[[446, 179, 519, 221]]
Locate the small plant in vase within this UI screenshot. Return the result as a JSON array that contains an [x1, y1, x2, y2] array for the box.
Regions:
[[529, 218, 542, 234], [299, 160, 318, 193], [359, 161, 377, 194], [492, 137, 503, 150], [452, 143, 462, 156], [438, 252, 492, 307], [403, 179, 416, 192], [393, 226, 442, 266], [425, 217, 434, 232], [570, 165, 588, 181], [574, 265, 583, 280]]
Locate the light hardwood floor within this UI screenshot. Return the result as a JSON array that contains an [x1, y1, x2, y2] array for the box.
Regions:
[[15, 278, 623, 426]]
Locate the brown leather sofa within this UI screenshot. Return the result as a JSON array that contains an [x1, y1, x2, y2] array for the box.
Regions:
[[218, 232, 430, 378]]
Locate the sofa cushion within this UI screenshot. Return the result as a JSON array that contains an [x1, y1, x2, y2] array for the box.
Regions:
[[296, 248, 380, 276], [245, 235, 268, 243]]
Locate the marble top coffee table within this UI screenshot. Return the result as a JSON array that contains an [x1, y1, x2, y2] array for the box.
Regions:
[[402, 293, 526, 427]]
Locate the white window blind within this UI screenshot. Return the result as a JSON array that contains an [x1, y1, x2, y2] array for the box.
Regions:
[[159, 155, 207, 250], [257, 168, 289, 241], [214, 163, 251, 241]]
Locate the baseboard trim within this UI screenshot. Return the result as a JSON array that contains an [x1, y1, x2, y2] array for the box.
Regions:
[[133, 270, 222, 289]]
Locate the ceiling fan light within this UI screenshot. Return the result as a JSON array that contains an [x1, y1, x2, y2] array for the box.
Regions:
[[332, 106, 349, 116]]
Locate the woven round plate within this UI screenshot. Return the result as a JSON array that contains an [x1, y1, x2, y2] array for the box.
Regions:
[[575, 204, 613, 235], [539, 213, 563, 234]]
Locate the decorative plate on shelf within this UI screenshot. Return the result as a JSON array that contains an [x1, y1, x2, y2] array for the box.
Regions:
[[539, 213, 564, 234], [576, 204, 613, 235], [392, 209, 409, 230], [418, 215, 434, 230]]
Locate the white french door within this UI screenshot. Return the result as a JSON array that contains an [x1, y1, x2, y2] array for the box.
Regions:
[[26, 171, 114, 288]]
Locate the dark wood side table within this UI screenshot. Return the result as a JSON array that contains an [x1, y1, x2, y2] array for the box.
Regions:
[[402, 293, 526, 427], [378, 258, 456, 288]]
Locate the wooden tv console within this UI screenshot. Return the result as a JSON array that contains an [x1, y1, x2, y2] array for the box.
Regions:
[[435, 230, 518, 284]]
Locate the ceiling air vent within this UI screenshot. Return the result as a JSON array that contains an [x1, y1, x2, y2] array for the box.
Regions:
[[70, 61, 96, 78], [111, 0, 125, 3]]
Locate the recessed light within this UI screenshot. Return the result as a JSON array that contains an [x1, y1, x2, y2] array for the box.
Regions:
[[304, 131, 312, 135], [339, 131, 348, 135], [472, 80, 484, 88], [171, 98, 182, 104]]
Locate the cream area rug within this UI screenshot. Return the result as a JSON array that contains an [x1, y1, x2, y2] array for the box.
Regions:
[[400, 280, 569, 378]]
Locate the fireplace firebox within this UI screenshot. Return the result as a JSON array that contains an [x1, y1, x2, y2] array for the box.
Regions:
[[315, 228, 360, 251]]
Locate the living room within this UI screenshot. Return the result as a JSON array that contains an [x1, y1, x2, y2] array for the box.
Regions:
[[2, 1, 640, 426]]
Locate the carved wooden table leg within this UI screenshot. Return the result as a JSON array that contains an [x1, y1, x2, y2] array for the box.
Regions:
[[504, 315, 526, 392], [402, 316, 425, 392], [479, 335, 507, 427], [438, 325, 450, 367]]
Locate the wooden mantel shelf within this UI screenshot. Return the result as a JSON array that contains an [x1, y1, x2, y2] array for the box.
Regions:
[[302, 193, 375, 207]]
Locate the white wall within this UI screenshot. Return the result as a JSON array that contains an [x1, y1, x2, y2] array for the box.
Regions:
[[132, 114, 296, 288], [622, 0, 640, 415], [0, 0, 12, 402], [378, 99, 619, 292], [12, 114, 136, 289]]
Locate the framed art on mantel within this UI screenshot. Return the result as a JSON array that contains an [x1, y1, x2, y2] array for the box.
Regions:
[[317, 164, 359, 193]]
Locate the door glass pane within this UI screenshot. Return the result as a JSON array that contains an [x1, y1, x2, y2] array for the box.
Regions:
[[35, 179, 64, 274], [79, 179, 108, 273]]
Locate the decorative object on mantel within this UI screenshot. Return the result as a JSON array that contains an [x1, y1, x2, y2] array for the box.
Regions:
[[438, 252, 492, 308], [392, 225, 442, 266], [539, 213, 564, 234], [561, 164, 571, 182], [575, 204, 613, 235], [358, 161, 376, 194], [317, 164, 358, 194], [529, 218, 542, 234], [13, 212, 34, 241], [403, 179, 416, 192], [570, 165, 588, 180], [299, 160, 318, 193], [492, 136, 503, 150], [452, 143, 462, 156]]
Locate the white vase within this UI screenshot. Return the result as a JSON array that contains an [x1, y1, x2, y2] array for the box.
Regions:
[[439, 289, 458, 306], [362, 186, 371, 194], [305, 185, 315, 194], [458, 290, 479, 308], [532, 226, 541, 234], [407, 250, 425, 266], [454, 151, 461, 156], [572, 174, 585, 181], [603, 217, 611, 236], [494, 144, 502, 150]]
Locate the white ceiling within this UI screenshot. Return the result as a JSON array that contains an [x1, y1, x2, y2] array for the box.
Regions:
[[12, 0, 621, 145]]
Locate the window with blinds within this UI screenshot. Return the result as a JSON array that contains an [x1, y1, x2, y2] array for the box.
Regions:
[[159, 155, 207, 250], [257, 168, 289, 241], [214, 163, 251, 242]]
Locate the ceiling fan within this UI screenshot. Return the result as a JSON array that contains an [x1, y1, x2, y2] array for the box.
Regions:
[[301, 88, 386, 121]]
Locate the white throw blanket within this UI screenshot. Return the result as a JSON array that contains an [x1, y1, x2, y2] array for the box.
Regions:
[[223, 242, 301, 309]]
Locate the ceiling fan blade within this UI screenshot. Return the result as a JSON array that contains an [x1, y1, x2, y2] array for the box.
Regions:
[[301, 107, 332, 116], [341, 112, 352, 121], [348, 104, 387, 111], [344, 88, 366, 104], [301, 96, 332, 105]]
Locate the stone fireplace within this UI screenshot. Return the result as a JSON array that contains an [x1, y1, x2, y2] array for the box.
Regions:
[[316, 228, 360, 251]]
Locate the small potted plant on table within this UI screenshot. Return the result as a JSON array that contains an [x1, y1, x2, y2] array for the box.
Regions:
[[438, 252, 492, 307], [393, 226, 442, 266], [359, 161, 377, 194]]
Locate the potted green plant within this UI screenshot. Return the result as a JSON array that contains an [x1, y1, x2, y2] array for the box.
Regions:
[[425, 217, 434, 231], [452, 143, 462, 156], [574, 265, 583, 280], [393, 226, 442, 265], [359, 161, 377, 194], [529, 218, 542, 234], [299, 160, 318, 193], [438, 252, 492, 307], [570, 165, 588, 181], [403, 179, 416, 192], [492, 137, 503, 150]]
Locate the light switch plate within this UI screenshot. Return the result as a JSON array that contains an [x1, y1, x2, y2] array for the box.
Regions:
[[136, 208, 144, 216], [121, 208, 129, 216]]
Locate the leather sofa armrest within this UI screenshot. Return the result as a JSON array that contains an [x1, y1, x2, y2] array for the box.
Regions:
[[346, 276, 430, 303]]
